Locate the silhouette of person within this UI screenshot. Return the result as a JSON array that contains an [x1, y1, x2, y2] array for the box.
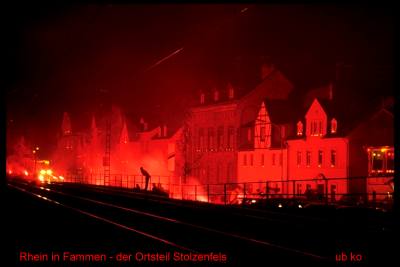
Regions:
[[140, 167, 151, 191]]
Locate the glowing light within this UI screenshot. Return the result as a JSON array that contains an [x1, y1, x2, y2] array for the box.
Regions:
[[278, 204, 282, 208], [24, 170, 29, 176], [36, 147, 40, 151], [38, 174, 44, 182], [59, 176, 64, 180], [46, 169, 53, 175], [8, 170, 12, 175], [251, 199, 257, 204], [298, 204, 303, 208], [40, 170, 46, 175], [381, 148, 387, 152]]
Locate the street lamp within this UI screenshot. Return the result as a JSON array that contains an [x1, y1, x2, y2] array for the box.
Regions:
[[33, 146, 39, 177]]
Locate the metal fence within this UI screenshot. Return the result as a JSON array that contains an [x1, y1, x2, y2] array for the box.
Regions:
[[62, 173, 394, 208]]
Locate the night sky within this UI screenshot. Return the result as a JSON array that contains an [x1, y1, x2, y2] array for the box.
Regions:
[[6, 4, 394, 156]]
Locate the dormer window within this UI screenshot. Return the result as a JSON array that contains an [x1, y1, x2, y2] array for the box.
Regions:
[[297, 121, 303, 136], [213, 90, 219, 102], [331, 118, 337, 134], [200, 93, 205, 104]]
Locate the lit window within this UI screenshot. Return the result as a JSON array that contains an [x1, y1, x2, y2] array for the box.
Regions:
[[387, 151, 394, 172], [208, 127, 214, 151], [297, 121, 303, 136], [368, 147, 394, 175], [330, 150, 336, 167], [260, 126, 266, 141], [228, 86, 234, 99], [306, 151, 311, 167], [227, 127, 234, 149], [318, 150, 323, 167], [198, 128, 204, 151], [297, 151, 302, 166], [331, 118, 337, 134], [296, 184, 302, 196], [217, 126, 224, 150], [318, 121, 323, 135]]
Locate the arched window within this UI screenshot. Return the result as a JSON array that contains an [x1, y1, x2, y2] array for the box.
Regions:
[[331, 118, 337, 134], [297, 121, 303, 136]]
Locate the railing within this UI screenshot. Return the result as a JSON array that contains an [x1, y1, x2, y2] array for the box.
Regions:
[[61, 173, 394, 209]]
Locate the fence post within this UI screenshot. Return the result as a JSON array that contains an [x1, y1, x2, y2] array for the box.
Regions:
[[224, 184, 227, 205]]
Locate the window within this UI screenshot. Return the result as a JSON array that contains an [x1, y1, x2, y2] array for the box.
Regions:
[[228, 86, 234, 99], [330, 150, 336, 167], [227, 162, 233, 183], [250, 154, 254, 166], [297, 151, 302, 166], [306, 151, 311, 167], [318, 121, 323, 135], [331, 118, 337, 134], [217, 126, 224, 150], [272, 153, 276, 166], [279, 153, 283, 166], [260, 126, 266, 141], [310, 121, 322, 136], [200, 93, 205, 104], [198, 128, 204, 150], [297, 121, 303, 136], [387, 151, 394, 173], [296, 184, 302, 196], [367, 147, 394, 175], [213, 90, 219, 101], [227, 127, 234, 149], [208, 127, 214, 151], [243, 154, 247, 166], [247, 128, 252, 142], [372, 151, 383, 171], [318, 150, 323, 167], [261, 154, 265, 166]]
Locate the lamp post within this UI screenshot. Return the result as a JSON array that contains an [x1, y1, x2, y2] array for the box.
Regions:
[[33, 146, 39, 177]]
